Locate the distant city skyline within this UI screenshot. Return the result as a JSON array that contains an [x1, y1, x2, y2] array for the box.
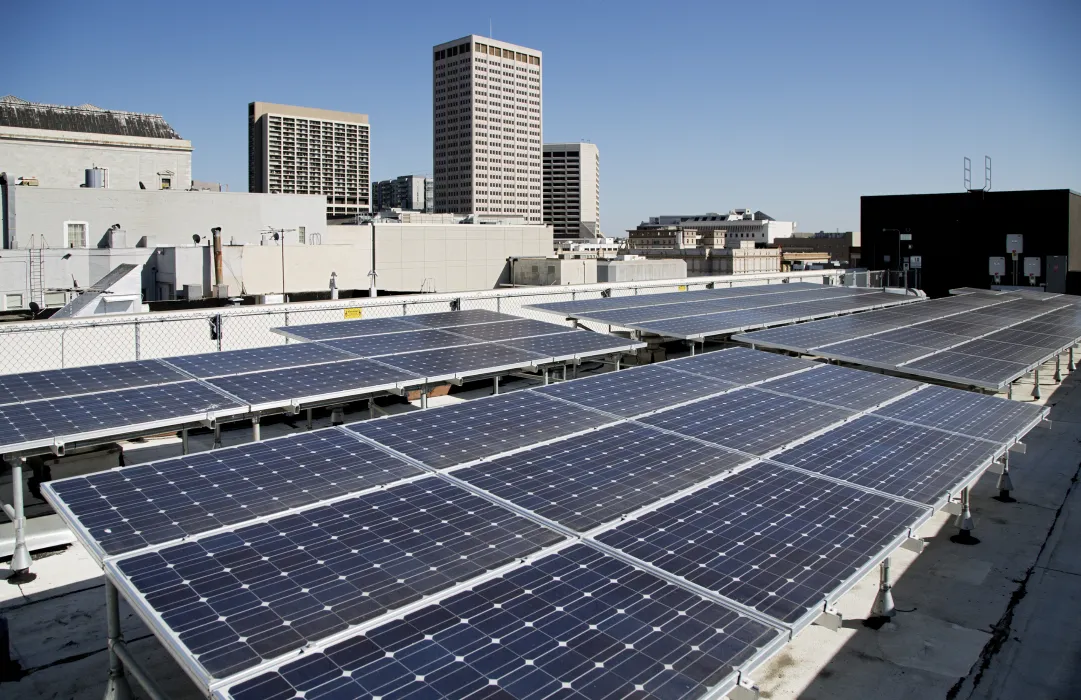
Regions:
[[8, 0, 1079, 237]]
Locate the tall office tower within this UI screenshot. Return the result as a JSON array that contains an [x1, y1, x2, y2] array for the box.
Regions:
[[543, 143, 600, 240], [432, 36, 542, 221], [248, 102, 370, 219]]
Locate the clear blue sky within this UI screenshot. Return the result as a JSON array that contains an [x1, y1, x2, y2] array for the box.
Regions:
[[8, 0, 1080, 235]]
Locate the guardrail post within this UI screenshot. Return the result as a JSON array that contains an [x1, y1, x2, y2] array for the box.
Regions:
[[4, 457, 33, 583]]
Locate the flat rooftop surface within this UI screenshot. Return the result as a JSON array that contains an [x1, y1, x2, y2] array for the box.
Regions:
[[2, 350, 1080, 699]]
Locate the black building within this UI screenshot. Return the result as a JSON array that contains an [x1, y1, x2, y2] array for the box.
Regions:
[[861, 189, 1081, 298]]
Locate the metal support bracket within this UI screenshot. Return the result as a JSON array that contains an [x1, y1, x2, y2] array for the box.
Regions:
[[729, 677, 760, 700], [814, 607, 843, 631], [900, 536, 927, 554], [1009, 441, 1027, 455], [943, 501, 963, 516]]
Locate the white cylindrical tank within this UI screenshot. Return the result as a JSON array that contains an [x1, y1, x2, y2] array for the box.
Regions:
[[84, 168, 106, 188]]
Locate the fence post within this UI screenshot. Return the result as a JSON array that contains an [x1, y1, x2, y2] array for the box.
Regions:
[[134, 321, 141, 360]]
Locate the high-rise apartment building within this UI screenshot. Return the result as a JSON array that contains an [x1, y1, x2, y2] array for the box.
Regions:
[[248, 102, 370, 219], [372, 175, 431, 212], [543, 143, 600, 240], [432, 36, 542, 221]]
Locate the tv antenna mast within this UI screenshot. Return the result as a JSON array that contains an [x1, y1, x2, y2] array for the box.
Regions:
[[964, 156, 992, 192]]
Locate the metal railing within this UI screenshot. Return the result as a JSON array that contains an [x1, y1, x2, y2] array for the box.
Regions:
[[0, 270, 883, 374]]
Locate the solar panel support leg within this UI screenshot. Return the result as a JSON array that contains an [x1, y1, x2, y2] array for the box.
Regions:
[[542, 368, 549, 386], [1007, 382, 1013, 400], [332, 406, 345, 425], [572, 362, 578, 380], [995, 453, 1016, 503], [1054, 354, 1062, 383], [866, 557, 895, 627], [4, 458, 33, 583], [1069, 346, 1076, 372], [180, 428, 189, 455], [306, 408, 313, 430], [103, 580, 133, 700], [687, 341, 696, 357], [950, 487, 980, 545], [251, 416, 261, 442], [493, 376, 500, 395], [213, 423, 222, 449], [1032, 368, 1041, 400], [420, 388, 429, 409], [614, 355, 621, 371]]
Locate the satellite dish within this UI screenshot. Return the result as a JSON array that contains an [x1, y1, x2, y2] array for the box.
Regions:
[[192, 234, 201, 244]]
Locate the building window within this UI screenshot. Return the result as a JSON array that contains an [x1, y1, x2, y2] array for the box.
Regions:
[[160, 176, 172, 190], [298, 226, 306, 244], [4, 293, 23, 310], [44, 291, 67, 307], [65, 221, 88, 248]]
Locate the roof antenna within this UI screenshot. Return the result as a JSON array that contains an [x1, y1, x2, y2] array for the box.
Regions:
[[964, 156, 992, 192]]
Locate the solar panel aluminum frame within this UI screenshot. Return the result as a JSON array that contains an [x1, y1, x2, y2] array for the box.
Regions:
[[39, 425, 433, 566], [369, 352, 552, 386], [238, 370, 422, 415], [497, 337, 646, 365], [623, 294, 925, 341], [105, 533, 583, 696]]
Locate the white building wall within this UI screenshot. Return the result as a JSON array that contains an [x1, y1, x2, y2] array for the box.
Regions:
[[6, 187, 327, 249], [0, 126, 192, 190]]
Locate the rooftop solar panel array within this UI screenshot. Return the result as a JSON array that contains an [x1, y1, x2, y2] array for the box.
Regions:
[[0, 310, 643, 456], [736, 292, 1081, 390], [41, 346, 1049, 699], [527, 283, 923, 340]]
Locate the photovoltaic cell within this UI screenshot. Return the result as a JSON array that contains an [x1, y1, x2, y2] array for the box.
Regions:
[[0, 360, 187, 405], [453, 423, 753, 532], [535, 364, 735, 418], [596, 464, 928, 624], [668, 347, 815, 386], [322, 329, 473, 358], [452, 319, 575, 342], [641, 389, 852, 456], [225, 544, 783, 700], [756, 364, 921, 412], [945, 339, 1052, 365], [347, 392, 618, 470], [276, 318, 421, 342], [499, 330, 643, 361], [110, 477, 564, 681], [0, 381, 244, 453], [43, 428, 423, 558], [402, 309, 521, 328], [902, 352, 1028, 389], [872, 385, 1047, 443], [817, 338, 932, 366], [375, 343, 546, 381], [771, 416, 1002, 505], [206, 359, 421, 406], [163, 344, 352, 379]]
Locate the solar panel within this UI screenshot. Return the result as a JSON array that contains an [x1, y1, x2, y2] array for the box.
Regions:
[[870, 328, 969, 350], [452, 319, 576, 342], [375, 343, 546, 382], [641, 389, 853, 457], [628, 308, 792, 340], [275, 317, 421, 342], [595, 464, 929, 626], [756, 364, 922, 411], [43, 428, 424, 560], [735, 316, 897, 352], [452, 423, 753, 533], [0, 381, 245, 454], [347, 392, 618, 470], [668, 347, 816, 385], [943, 339, 1053, 365], [982, 328, 1072, 350], [0, 360, 187, 405], [872, 385, 1047, 444], [816, 338, 933, 366], [206, 359, 420, 408], [322, 329, 473, 358], [108, 477, 565, 682], [535, 364, 736, 418], [499, 330, 644, 362], [224, 544, 785, 700], [163, 344, 352, 379], [901, 352, 1028, 389], [526, 285, 797, 316], [403, 309, 520, 329], [770, 416, 1003, 505], [571, 289, 851, 327]]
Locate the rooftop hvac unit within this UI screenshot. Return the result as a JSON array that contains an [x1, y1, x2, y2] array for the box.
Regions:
[[84, 167, 107, 188]]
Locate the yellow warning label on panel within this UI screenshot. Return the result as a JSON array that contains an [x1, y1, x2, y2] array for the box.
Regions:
[[344, 307, 363, 319], [678, 285, 688, 292]]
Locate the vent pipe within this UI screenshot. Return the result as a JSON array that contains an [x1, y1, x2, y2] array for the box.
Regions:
[[210, 227, 223, 289]]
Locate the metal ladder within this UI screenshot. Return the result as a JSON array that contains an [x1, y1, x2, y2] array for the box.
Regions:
[[28, 235, 47, 307]]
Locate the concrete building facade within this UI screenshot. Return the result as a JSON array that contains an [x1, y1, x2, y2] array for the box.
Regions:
[[626, 225, 700, 250], [373, 175, 431, 212], [433, 36, 542, 222], [0, 95, 192, 192], [543, 142, 600, 240], [248, 102, 371, 219]]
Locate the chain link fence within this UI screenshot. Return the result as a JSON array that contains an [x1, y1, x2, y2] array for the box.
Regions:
[[0, 270, 876, 374]]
